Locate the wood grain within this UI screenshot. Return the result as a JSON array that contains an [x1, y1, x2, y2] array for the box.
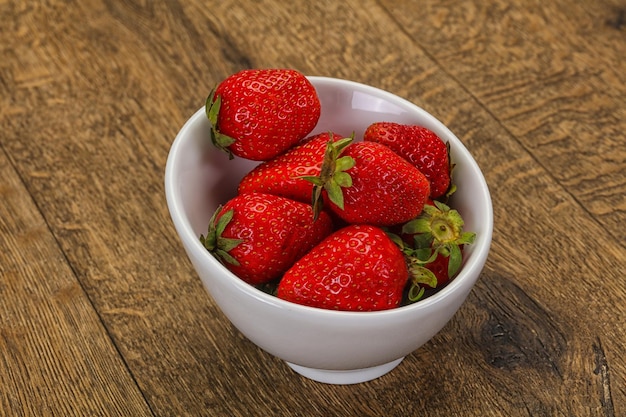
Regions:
[[380, 0, 626, 244], [0, 151, 152, 415], [1, 0, 625, 415]]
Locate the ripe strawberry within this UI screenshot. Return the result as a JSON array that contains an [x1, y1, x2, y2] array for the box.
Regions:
[[200, 193, 333, 285], [237, 132, 348, 204], [418, 252, 458, 288], [397, 200, 476, 301], [364, 122, 451, 198], [276, 224, 409, 311], [309, 139, 430, 226], [206, 68, 321, 161]]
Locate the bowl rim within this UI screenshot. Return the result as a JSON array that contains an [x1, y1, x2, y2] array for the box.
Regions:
[[165, 76, 493, 319]]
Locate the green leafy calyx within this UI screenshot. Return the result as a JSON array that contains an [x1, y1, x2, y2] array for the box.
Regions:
[[205, 88, 237, 160], [199, 206, 243, 266], [301, 133, 355, 220], [400, 200, 476, 302]]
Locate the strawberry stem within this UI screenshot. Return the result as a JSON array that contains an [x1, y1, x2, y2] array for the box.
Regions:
[[301, 133, 354, 220]]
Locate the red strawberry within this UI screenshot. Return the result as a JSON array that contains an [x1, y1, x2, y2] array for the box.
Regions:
[[364, 122, 451, 198], [309, 139, 430, 226], [276, 224, 409, 311], [200, 193, 333, 285], [206, 69, 321, 161], [419, 252, 458, 288], [237, 132, 348, 204], [397, 200, 476, 301]]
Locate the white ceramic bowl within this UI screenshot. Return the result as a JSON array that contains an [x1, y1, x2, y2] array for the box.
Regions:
[[165, 77, 493, 384]]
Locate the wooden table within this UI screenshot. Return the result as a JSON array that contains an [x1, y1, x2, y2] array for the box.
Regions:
[[1, 0, 624, 415]]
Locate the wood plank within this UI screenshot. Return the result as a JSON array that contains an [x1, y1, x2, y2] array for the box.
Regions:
[[0, 152, 153, 416]]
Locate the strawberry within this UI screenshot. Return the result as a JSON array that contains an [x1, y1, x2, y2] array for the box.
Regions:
[[206, 69, 321, 161], [417, 252, 458, 288], [308, 138, 430, 226], [396, 200, 476, 301], [200, 193, 333, 285], [237, 132, 348, 204], [276, 224, 409, 311], [364, 122, 451, 198]]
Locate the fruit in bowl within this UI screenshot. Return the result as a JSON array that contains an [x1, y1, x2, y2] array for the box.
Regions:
[[165, 71, 493, 384]]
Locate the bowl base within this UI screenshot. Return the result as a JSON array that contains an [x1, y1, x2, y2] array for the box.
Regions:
[[286, 357, 404, 385]]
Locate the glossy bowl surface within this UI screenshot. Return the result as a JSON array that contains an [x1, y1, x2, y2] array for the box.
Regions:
[[165, 77, 493, 384]]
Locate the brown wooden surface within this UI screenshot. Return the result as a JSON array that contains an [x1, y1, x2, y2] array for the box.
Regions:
[[1, 0, 624, 416]]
